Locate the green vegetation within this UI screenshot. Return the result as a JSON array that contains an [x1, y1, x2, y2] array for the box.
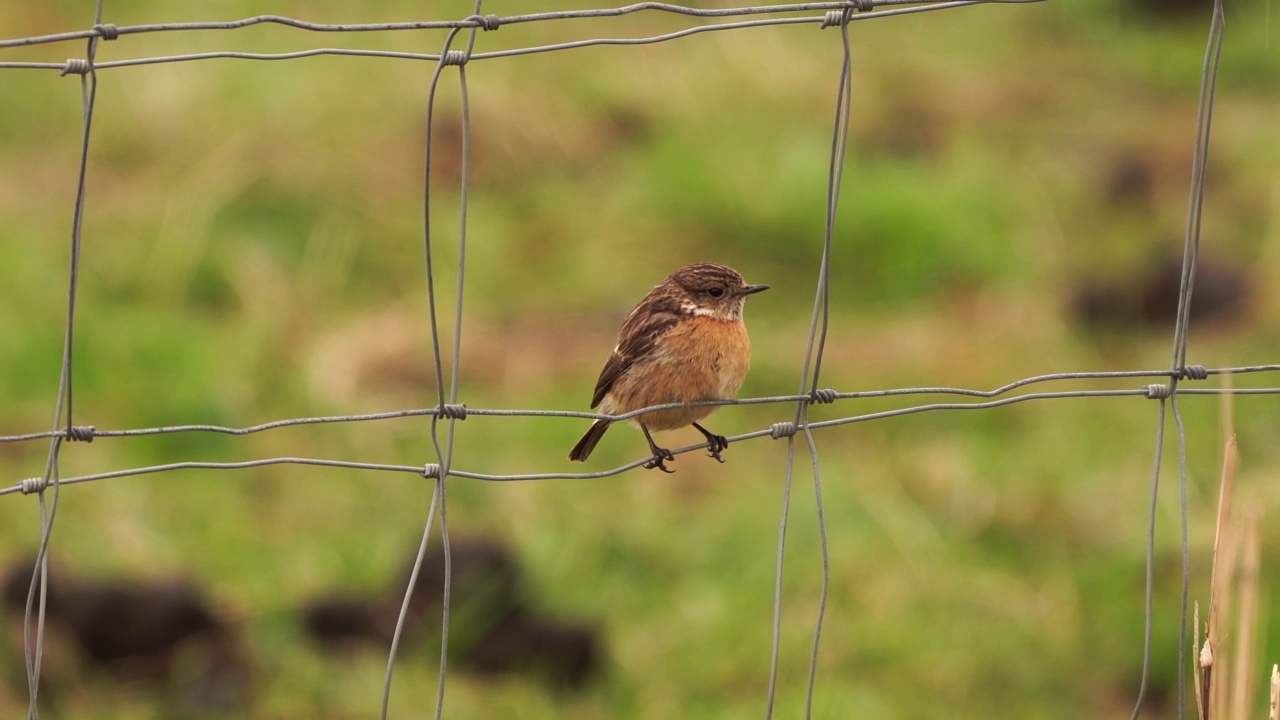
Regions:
[[2, 1, 1279, 717]]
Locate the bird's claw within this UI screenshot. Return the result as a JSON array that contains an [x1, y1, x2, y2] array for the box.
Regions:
[[643, 447, 676, 473], [705, 434, 729, 463], [692, 422, 730, 463]]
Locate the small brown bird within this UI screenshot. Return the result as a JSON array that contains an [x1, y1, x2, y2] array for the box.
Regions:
[[568, 263, 768, 472]]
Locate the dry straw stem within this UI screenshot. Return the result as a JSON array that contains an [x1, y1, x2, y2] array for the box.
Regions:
[[1212, 358, 1237, 612], [1195, 431, 1267, 720], [1208, 434, 1240, 627], [1227, 510, 1261, 720], [1196, 432, 1238, 720], [1269, 665, 1279, 720], [1196, 601, 1208, 720]]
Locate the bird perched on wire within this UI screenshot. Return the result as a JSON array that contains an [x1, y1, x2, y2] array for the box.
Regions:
[[568, 262, 768, 473]]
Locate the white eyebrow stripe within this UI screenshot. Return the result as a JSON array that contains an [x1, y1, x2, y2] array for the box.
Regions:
[[680, 302, 716, 317]]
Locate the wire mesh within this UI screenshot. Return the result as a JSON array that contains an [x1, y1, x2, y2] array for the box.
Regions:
[[0, 0, 1270, 718]]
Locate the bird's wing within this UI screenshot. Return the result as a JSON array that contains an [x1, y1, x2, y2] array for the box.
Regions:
[[589, 302, 680, 409]]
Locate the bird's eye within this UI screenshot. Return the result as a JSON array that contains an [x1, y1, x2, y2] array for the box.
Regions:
[[707, 287, 725, 298]]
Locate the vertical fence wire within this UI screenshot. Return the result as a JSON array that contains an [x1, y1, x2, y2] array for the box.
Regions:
[[804, 8, 854, 718], [1130, 399, 1168, 720], [1130, 2, 1226, 718], [376, 19, 461, 709], [428, 9, 484, 717], [22, 2, 109, 718], [377, 5, 488, 715], [765, 9, 854, 716], [1173, 4, 1225, 717]]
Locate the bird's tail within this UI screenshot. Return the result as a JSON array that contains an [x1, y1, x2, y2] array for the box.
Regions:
[[567, 420, 611, 462]]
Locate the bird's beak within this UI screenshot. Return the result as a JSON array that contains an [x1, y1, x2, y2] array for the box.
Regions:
[[739, 284, 770, 296]]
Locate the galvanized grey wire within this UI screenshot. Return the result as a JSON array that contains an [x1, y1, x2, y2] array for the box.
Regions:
[[4, 386, 1280, 498], [381, 4, 489, 716], [380, 12, 470, 717], [1129, 2, 1226, 718], [0, 1, 1053, 52], [780, 6, 854, 718], [806, 8, 856, 710], [21, 1, 109, 717], [5, 365, 1279, 447], [0, 2, 1050, 73]]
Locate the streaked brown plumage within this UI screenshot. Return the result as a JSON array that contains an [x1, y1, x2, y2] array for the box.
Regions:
[[568, 263, 767, 472]]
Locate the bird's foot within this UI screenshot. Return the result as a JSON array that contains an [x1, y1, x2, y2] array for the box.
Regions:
[[643, 446, 676, 474], [692, 422, 729, 463], [705, 434, 729, 463]]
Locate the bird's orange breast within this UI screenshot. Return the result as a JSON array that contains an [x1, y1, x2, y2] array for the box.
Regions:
[[600, 316, 751, 432]]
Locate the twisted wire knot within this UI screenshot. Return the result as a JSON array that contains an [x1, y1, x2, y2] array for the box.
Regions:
[[1179, 364, 1209, 380], [820, 10, 848, 28], [823, 0, 873, 25], [441, 50, 468, 67], [61, 58, 91, 76], [770, 422, 797, 440], [93, 23, 120, 40], [66, 425, 95, 443], [809, 387, 839, 404], [19, 477, 48, 495], [467, 14, 501, 31], [438, 403, 467, 420], [422, 463, 442, 479], [1144, 384, 1173, 400]]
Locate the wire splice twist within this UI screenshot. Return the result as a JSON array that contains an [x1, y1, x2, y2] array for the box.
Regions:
[[1144, 384, 1174, 400], [60, 58, 90, 76], [466, 14, 501, 31], [441, 50, 468, 67], [770, 422, 797, 440], [1179, 364, 1208, 380], [821, 0, 873, 25], [18, 477, 48, 495], [65, 425, 95, 443], [93, 23, 120, 40], [820, 10, 848, 28], [438, 403, 467, 420], [809, 388, 839, 404], [422, 463, 442, 479]]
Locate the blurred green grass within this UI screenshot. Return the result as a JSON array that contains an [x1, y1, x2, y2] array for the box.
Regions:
[[2, 0, 1280, 717]]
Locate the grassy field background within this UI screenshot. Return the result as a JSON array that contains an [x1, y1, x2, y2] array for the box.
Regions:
[[2, 0, 1280, 717]]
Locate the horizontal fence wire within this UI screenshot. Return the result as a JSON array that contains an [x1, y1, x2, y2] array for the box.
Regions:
[[0, 1, 1049, 54], [2, 371, 1279, 494], [3, 365, 1279, 444], [0, 0, 1261, 718]]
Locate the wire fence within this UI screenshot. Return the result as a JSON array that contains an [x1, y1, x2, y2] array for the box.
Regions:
[[0, 0, 1268, 718]]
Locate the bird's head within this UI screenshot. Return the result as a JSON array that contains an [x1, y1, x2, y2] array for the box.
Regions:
[[663, 263, 768, 322]]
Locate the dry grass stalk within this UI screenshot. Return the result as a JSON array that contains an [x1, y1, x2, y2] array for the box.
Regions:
[[1227, 510, 1260, 720], [1194, 425, 1269, 720], [1269, 664, 1278, 720], [1203, 435, 1240, 720], [1195, 601, 1207, 720], [1208, 435, 1240, 614]]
